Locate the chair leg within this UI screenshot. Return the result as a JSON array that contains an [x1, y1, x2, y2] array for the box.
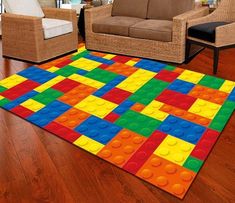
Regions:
[[213, 48, 220, 74], [185, 39, 191, 64]]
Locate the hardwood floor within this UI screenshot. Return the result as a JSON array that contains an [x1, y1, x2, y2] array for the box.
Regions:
[[0, 41, 235, 203]]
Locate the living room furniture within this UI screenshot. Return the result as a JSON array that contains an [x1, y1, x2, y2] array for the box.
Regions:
[[186, 0, 235, 74], [1, 0, 78, 63], [85, 0, 209, 63]]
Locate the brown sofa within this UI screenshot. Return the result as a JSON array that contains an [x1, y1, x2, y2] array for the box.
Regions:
[[85, 0, 209, 63]]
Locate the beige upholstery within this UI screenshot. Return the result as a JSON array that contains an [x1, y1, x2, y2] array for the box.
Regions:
[[112, 0, 149, 18], [129, 20, 173, 42], [147, 0, 195, 20], [93, 16, 143, 36]]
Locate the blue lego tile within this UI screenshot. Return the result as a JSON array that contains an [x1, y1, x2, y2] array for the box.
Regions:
[[135, 59, 166, 73], [75, 116, 122, 144], [3, 91, 38, 110], [27, 100, 71, 127], [84, 54, 114, 65], [157, 115, 206, 144], [93, 75, 126, 97], [168, 79, 195, 94], [228, 87, 235, 102], [113, 100, 135, 115], [77, 69, 88, 76], [18, 66, 57, 84]]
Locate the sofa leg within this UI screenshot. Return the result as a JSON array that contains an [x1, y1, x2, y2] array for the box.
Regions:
[[185, 40, 191, 64], [213, 48, 219, 74]]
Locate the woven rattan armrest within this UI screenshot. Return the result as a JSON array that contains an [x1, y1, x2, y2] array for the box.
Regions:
[[42, 8, 77, 22], [216, 22, 235, 46], [172, 7, 209, 43]]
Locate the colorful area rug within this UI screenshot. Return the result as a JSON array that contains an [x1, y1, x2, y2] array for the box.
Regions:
[[0, 44, 234, 199]]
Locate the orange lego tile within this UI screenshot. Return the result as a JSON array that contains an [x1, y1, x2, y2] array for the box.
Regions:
[[173, 67, 185, 74], [98, 129, 147, 167], [58, 84, 97, 106], [105, 63, 138, 77], [131, 58, 141, 62], [188, 85, 228, 105], [130, 103, 146, 112], [91, 52, 107, 57], [136, 154, 196, 199], [38, 55, 72, 69], [55, 108, 90, 129], [160, 104, 211, 126]]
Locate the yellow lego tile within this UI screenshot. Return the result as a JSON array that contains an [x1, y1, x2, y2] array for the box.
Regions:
[[68, 74, 105, 89], [21, 99, 45, 112], [47, 66, 60, 73], [125, 60, 137, 66], [177, 70, 205, 84], [188, 98, 221, 119], [116, 69, 156, 93], [77, 46, 86, 52], [219, 80, 235, 93], [0, 74, 27, 88], [103, 54, 116, 60], [73, 135, 104, 155], [75, 95, 117, 118], [34, 76, 65, 93], [0, 95, 4, 100], [141, 100, 169, 121], [69, 58, 101, 71], [154, 135, 195, 166]]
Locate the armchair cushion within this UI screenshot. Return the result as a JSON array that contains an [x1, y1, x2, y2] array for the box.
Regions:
[[112, 0, 149, 19], [129, 20, 173, 42], [42, 18, 73, 39], [92, 16, 144, 36], [3, 0, 45, 17], [188, 21, 230, 42], [147, 0, 194, 20]]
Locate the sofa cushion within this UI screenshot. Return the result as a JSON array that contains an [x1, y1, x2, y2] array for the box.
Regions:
[[147, 0, 194, 20], [93, 16, 144, 36], [112, 0, 149, 19], [129, 20, 173, 42], [3, 0, 45, 17], [188, 22, 230, 43], [42, 18, 73, 39]]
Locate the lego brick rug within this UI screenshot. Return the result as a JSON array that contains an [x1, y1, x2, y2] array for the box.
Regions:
[[0, 44, 234, 199]]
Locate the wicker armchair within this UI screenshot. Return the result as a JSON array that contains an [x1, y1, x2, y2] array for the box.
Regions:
[[1, 8, 78, 63], [85, 2, 209, 64], [186, 0, 235, 74]]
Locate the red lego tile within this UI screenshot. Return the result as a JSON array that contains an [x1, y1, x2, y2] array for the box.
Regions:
[[112, 55, 132, 63], [102, 88, 132, 104], [104, 112, 120, 122], [98, 64, 110, 69], [11, 106, 34, 118], [45, 121, 82, 143], [122, 130, 167, 174], [154, 69, 180, 82], [52, 78, 80, 93], [55, 59, 74, 68], [190, 129, 220, 160], [156, 89, 197, 110], [1, 80, 40, 100]]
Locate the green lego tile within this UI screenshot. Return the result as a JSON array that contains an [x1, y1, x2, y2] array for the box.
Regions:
[[183, 156, 203, 173], [0, 98, 10, 107], [164, 65, 176, 71], [198, 75, 225, 89], [55, 65, 81, 77], [71, 50, 90, 60], [85, 68, 118, 83], [0, 85, 7, 93], [33, 88, 63, 105], [209, 100, 235, 132], [115, 110, 162, 137], [129, 78, 169, 105]]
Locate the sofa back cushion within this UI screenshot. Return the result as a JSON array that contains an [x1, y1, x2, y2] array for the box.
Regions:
[[112, 0, 149, 19], [147, 0, 194, 20], [3, 0, 45, 17]]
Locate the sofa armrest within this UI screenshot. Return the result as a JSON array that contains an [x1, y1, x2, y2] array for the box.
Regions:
[[85, 4, 112, 35], [172, 7, 209, 44], [216, 22, 235, 46]]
